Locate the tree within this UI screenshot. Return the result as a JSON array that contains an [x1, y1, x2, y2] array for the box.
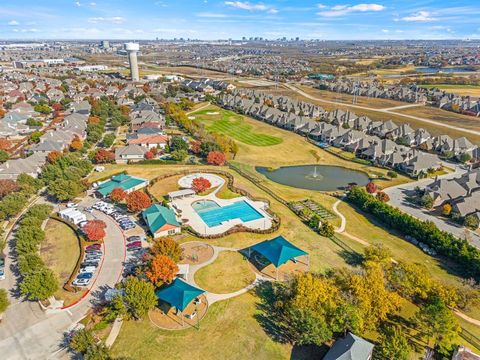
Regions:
[[364, 244, 392, 265], [20, 268, 58, 300], [200, 141, 220, 157], [464, 214, 479, 230], [387, 170, 398, 179], [70, 137, 83, 151], [109, 188, 127, 203], [191, 177, 211, 194], [0, 150, 9, 163], [170, 136, 189, 152], [414, 297, 460, 355], [29, 131, 43, 144], [207, 151, 226, 166], [102, 133, 116, 148], [47, 179, 84, 201], [459, 153, 472, 163], [0, 288, 10, 314], [420, 194, 434, 209], [171, 150, 188, 162], [104, 294, 127, 322], [146, 255, 178, 286], [283, 307, 332, 346], [83, 220, 107, 241], [0, 179, 20, 199], [34, 104, 51, 114], [376, 191, 390, 202], [84, 343, 111, 360], [95, 149, 115, 163], [47, 150, 62, 164], [126, 191, 151, 212], [319, 221, 335, 238], [366, 181, 377, 194], [151, 237, 182, 262], [144, 151, 154, 160], [190, 140, 201, 154], [124, 277, 157, 319], [0, 138, 12, 151], [70, 329, 95, 354], [376, 326, 411, 360], [26, 118, 43, 127], [442, 203, 452, 216]]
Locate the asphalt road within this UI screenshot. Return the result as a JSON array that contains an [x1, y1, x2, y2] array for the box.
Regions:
[[384, 166, 480, 249], [0, 196, 127, 359]]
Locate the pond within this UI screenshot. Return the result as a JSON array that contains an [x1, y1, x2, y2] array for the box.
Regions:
[[256, 165, 370, 191], [415, 67, 475, 73]]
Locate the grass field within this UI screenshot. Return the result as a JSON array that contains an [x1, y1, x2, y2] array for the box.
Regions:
[[195, 251, 256, 294], [191, 107, 283, 146], [41, 219, 86, 306], [419, 84, 480, 97]]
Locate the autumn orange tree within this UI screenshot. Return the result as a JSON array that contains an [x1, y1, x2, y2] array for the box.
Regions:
[[366, 181, 377, 194], [126, 191, 152, 212], [144, 151, 154, 160], [0, 179, 20, 199], [191, 177, 211, 194], [83, 220, 107, 241], [110, 187, 127, 203], [95, 149, 115, 163], [207, 151, 226, 166], [0, 138, 12, 151], [151, 237, 182, 262], [146, 255, 178, 286], [47, 150, 62, 164], [376, 191, 390, 203], [88, 116, 101, 125], [70, 137, 83, 151]]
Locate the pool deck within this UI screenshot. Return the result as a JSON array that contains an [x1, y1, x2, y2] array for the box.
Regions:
[[172, 175, 272, 236]]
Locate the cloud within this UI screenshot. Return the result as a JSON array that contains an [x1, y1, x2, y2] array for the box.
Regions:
[[224, 1, 277, 13], [401, 11, 435, 22], [196, 12, 229, 18], [381, 29, 389, 33], [88, 16, 125, 24], [8, 20, 19, 26], [317, 3, 385, 17], [90, 2, 96, 6], [75, 1, 81, 6]]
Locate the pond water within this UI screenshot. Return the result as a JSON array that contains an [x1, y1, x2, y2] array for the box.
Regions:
[[415, 67, 474, 73], [256, 165, 370, 191]]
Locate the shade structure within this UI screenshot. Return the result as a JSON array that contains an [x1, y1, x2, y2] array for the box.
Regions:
[[156, 278, 204, 312], [250, 236, 308, 268]]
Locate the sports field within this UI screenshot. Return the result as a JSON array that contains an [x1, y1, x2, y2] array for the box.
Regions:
[[191, 106, 283, 146]]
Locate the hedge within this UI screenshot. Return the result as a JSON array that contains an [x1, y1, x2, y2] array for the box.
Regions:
[[346, 186, 480, 280]]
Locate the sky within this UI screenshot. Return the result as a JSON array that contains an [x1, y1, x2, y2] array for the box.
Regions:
[[0, 0, 479, 40]]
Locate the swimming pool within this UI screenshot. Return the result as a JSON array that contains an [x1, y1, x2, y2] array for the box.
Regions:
[[191, 200, 264, 227]]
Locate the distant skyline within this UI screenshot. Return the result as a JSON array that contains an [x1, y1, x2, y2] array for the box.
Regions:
[[1, 0, 479, 40]]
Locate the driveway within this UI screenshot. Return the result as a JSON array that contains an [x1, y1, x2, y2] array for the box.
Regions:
[[384, 167, 480, 249], [0, 196, 127, 359]]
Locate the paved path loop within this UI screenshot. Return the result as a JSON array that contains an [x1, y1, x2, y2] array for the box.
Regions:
[[285, 84, 480, 137]]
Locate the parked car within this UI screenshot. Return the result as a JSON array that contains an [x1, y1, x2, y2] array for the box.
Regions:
[[80, 266, 97, 273], [85, 207, 94, 213], [78, 221, 88, 228], [85, 254, 102, 261], [0, 257, 5, 268], [127, 236, 141, 242], [73, 278, 90, 286], [85, 248, 102, 254], [82, 261, 100, 267], [66, 202, 78, 208], [121, 224, 136, 231], [86, 244, 101, 250], [0, 269, 5, 281], [77, 272, 94, 280]]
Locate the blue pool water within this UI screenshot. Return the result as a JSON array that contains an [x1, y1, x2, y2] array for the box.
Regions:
[[192, 200, 264, 227]]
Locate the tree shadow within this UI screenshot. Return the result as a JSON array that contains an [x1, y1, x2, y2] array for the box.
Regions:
[[290, 344, 328, 360], [338, 249, 364, 266], [253, 281, 290, 344]]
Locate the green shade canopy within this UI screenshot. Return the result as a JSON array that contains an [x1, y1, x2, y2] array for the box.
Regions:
[[97, 174, 147, 197], [155, 278, 204, 312], [251, 236, 308, 268]]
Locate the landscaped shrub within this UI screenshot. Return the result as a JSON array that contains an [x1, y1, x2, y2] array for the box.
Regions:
[[346, 187, 480, 280]]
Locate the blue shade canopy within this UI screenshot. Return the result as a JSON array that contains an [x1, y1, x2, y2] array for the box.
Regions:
[[251, 236, 308, 268], [155, 278, 204, 312]]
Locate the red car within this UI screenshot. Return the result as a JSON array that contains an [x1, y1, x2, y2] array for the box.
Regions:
[[126, 241, 142, 248], [86, 244, 101, 250]]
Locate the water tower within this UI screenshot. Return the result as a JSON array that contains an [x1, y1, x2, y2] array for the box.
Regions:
[[124, 42, 139, 81]]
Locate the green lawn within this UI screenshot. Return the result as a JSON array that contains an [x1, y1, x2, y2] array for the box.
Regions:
[[111, 293, 295, 360], [191, 107, 283, 147], [195, 251, 256, 294]]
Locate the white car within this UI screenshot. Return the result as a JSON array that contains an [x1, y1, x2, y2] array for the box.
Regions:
[[104, 208, 115, 215], [0, 269, 5, 280], [66, 202, 78, 208], [79, 266, 97, 273], [72, 278, 91, 286]]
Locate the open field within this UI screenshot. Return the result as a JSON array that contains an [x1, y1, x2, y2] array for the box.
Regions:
[[191, 106, 283, 146], [41, 219, 86, 306], [143, 65, 231, 79], [111, 292, 297, 360], [419, 84, 480, 97], [195, 251, 256, 294]]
